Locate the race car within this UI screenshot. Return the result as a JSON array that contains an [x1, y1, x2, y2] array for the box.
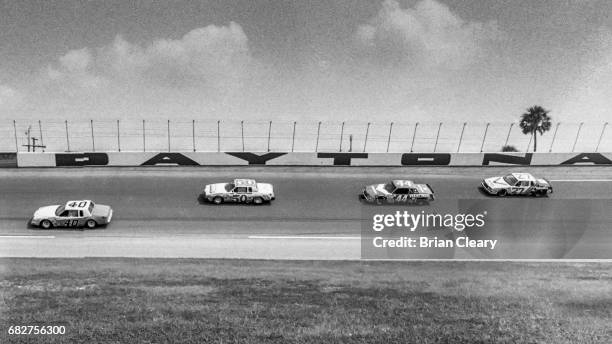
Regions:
[[481, 172, 553, 197], [31, 200, 113, 229], [360, 180, 434, 205], [201, 179, 275, 205]]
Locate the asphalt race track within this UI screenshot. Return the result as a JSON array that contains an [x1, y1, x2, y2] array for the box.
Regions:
[[1, 166, 611, 259]]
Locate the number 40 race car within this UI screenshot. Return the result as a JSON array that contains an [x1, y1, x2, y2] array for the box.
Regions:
[[360, 180, 434, 205], [481, 172, 553, 197], [31, 200, 113, 229], [201, 179, 275, 205]]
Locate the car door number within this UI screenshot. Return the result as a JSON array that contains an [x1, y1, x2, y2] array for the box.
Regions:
[[63, 219, 79, 227]]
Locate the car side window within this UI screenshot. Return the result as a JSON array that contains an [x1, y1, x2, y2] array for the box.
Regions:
[[234, 187, 247, 193], [68, 210, 79, 217], [79, 210, 84, 217], [521, 181, 529, 187], [246, 187, 252, 193], [395, 188, 408, 195], [59, 210, 70, 217]]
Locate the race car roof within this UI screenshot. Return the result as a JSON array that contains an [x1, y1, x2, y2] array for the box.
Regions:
[[511, 173, 536, 181], [234, 179, 257, 187], [64, 200, 92, 210], [392, 180, 414, 188]]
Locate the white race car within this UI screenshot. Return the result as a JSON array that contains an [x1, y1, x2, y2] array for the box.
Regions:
[[360, 180, 435, 205], [31, 200, 113, 229], [481, 172, 553, 197], [201, 179, 275, 205]]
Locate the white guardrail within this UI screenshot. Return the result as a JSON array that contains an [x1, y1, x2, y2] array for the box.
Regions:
[[13, 151, 612, 167]]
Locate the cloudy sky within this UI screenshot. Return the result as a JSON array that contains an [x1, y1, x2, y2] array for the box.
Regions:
[[0, 0, 611, 123]]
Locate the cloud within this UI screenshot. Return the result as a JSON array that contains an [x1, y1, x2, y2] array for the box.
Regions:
[[355, 0, 502, 69], [47, 48, 107, 90], [555, 27, 612, 122], [0, 83, 22, 107], [45, 22, 252, 93]]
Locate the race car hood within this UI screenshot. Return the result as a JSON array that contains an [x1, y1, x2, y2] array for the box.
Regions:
[[207, 183, 229, 194], [536, 178, 550, 186], [257, 183, 274, 194], [92, 204, 112, 217], [33, 205, 59, 218], [484, 177, 509, 188], [414, 184, 434, 195]]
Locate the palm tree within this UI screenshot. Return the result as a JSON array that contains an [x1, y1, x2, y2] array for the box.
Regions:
[[519, 106, 552, 152]]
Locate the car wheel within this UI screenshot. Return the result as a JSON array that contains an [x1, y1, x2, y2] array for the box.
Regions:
[[41, 220, 52, 229], [213, 197, 223, 205], [86, 220, 97, 229], [253, 197, 263, 205], [497, 190, 507, 197]]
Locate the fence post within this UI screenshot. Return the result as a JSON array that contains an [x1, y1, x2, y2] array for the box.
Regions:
[[433, 122, 442, 152], [117, 120, 121, 152], [339, 121, 345, 152], [386, 122, 394, 153], [38, 120, 44, 146], [548, 122, 560, 152], [480, 122, 490, 152], [363, 122, 370, 152], [504, 123, 514, 147], [217, 120, 221, 152], [167, 120, 171, 152], [315, 121, 322, 152], [192, 120, 196, 152], [90, 120, 95, 152], [65, 120, 70, 152], [267, 121, 272, 152], [291, 121, 296, 152], [13, 120, 18, 152], [142, 120, 146, 152], [595, 122, 608, 152], [457, 122, 466, 153], [241, 120, 245, 152], [572, 122, 583, 152], [410, 122, 419, 152]]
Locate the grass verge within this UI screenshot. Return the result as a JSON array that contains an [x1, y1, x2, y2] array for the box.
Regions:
[[0, 259, 610, 343]]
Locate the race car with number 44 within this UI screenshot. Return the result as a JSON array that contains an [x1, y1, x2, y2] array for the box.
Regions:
[[360, 180, 434, 205], [31, 200, 113, 229], [481, 172, 553, 197], [201, 179, 275, 205]]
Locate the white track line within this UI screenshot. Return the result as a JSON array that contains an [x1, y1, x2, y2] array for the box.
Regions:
[[0, 235, 55, 239], [549, 179, 612, 182], [248, 235, 360, 240]]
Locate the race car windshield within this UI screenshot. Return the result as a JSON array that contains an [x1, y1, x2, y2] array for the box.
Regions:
[[225, 184, 234, 192], [55, 206, 65, 216], [503, 175, 518, 185], [383, 183, 395, 193]]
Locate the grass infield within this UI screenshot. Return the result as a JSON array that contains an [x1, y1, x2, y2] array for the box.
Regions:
[[0, 259, 610, 343]]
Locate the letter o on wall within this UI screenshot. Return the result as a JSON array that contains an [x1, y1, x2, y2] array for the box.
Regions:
[[401, 153, 451, 166]]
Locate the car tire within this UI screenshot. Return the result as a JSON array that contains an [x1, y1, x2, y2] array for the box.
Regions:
[[497, 190, 507, 197], [213, 197, 223, 205], [86, 220, 97, 229], [253, 197, 263, 205], [41, 220, 52, 229]]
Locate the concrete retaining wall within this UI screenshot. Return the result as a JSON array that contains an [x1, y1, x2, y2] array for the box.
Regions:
[[14, 151, 612, 167]]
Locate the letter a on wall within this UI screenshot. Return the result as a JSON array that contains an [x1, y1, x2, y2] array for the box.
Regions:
[[141, 153, 200, 166]]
